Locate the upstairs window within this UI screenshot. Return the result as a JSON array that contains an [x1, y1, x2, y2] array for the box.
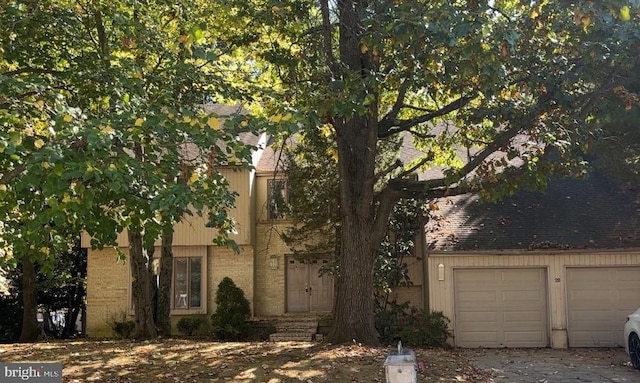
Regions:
[[173, 257, 202, 309], [268, 179, 287, 219]]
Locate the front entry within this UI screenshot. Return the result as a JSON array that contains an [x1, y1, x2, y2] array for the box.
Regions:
[[286, 257, 333, 313]]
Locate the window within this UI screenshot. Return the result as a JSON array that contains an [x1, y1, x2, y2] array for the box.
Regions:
[[173, 257, 202, 309], [268, 179, 287, 219]]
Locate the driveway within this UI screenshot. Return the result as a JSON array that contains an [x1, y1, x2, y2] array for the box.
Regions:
[[468, 348, 639, 382]]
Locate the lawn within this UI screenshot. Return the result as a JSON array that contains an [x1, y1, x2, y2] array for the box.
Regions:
[[0, 339, 494, 382]]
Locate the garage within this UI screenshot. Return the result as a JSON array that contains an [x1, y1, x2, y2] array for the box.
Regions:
[[454, 268, 549, 347], [566, 266, 640, 347]]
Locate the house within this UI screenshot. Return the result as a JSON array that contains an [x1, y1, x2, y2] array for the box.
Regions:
[[84, 117, 640, 348], [82, 125, 427, 337], [426, 172, 640, 348]]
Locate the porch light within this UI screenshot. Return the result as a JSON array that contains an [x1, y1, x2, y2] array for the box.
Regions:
[[269, 255, 279, 270]]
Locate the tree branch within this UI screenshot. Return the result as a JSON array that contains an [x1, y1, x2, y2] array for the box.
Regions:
[[378, 94, 475, 138]]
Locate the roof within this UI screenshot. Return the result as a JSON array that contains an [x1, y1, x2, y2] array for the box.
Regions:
[[427, 172, 640, 251]]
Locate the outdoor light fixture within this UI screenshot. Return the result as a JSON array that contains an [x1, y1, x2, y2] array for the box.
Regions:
[[269, 255, 278, 270]]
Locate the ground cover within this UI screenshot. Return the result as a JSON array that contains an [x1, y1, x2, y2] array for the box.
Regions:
[[0, 339, 494, 382]]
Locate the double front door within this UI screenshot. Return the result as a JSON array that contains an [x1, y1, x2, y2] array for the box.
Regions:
[[286, 257, 333, 313]]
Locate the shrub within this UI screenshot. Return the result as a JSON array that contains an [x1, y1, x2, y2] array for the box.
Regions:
[[112, 321, 135, 338], [248, 320, 277, 341], [210, 277, 251, 341], [375, 302, 452, 347], [106, 310, 135, 339], [176, 315, 209, 336], [398, 308, 451, 348], [375, 300, 410, 344]]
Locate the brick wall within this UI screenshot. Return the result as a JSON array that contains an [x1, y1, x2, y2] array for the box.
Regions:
[[86, 247, 130, 337], [208, 245, 254, 315], [253, 222, 289, 316]]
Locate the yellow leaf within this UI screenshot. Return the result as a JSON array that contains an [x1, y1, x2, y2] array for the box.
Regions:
[[189, 172, 200, 184], [581, 15, 590, 27], [270, 114, 282, 123], [360, 44, 368, 54], [100, 125, 115, 134], [63, 114, 73, 123], [530, 8, 539, 19], [183, 116, 191, 123], [207, 117, 221, 130], [41, 161, 50, 169], [621, 6, 631, 21], [34, 139, 45, 149], [40, 247, 50, 256], [134, 118, 144, 127], [36, 100, 45, 108], [0, 184, 6, 191], [281, 113, 292, 121], [168, 113, 175, 119]]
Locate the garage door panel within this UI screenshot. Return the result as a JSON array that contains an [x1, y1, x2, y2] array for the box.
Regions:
[[502, 290, 543, 302], [567, 267, 640, 347], [454, 268, 548, 348], [457, 311, 498, 322], [503, 311, 545, 322], [458, 290, 497, 303]]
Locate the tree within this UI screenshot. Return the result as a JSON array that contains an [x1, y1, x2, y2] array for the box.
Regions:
[[0, 0, 257, 339], [241, 1, 640, 343]]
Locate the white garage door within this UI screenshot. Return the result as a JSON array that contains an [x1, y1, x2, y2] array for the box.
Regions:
[[454, 268, 549, 347], [567, 267, 640, 347]]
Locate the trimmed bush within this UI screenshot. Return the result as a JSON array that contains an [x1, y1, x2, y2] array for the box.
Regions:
[[210, 277, 251, 341]]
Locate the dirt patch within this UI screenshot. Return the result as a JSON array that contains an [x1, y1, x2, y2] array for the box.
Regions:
[[0, 339, 494, 382]]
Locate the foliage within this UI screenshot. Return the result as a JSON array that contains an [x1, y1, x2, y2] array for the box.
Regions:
[[375, 300, 410, 344], [210, 277, 251, 341], [376, 301, 451, 347], [0, 0, 262, 339], [176, 315, 209, 337], [0, 268, 22, 343], [106, 311, 135, 339], [398, 309, 451, 348], [230, 0, 640, 343], [248, 320, 277, 341]]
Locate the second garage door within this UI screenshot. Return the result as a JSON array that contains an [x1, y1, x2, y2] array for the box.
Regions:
[[567, 266, 640, 347], [454, 268, 549, 347]]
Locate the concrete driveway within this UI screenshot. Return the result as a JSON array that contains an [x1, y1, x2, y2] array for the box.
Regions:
[[468, 348, 639, 382]]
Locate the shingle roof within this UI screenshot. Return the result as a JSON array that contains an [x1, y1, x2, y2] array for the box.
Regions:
[[427, 172, 640, 251]]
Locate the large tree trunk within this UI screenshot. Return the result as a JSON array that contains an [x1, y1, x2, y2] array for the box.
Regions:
[[129, 229, 157, 339], [18, 256, 40, 342], [326, 0, 383, 345], [156, 224, 174, 336]]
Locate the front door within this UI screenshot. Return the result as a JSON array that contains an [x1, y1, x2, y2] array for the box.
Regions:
[[286, 257, 333, 313]]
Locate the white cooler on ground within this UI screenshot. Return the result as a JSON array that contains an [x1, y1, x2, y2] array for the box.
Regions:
[[384, 348, 417, 383]]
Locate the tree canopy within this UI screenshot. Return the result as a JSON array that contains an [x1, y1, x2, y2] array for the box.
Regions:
[[240, 0, 640, 343], [0, 0, 258, 339]]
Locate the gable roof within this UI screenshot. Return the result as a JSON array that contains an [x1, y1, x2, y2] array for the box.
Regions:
[[427, 172, 640, 252]]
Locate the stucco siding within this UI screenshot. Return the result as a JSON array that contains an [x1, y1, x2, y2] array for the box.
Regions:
[[428, 250, 640, 348]]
